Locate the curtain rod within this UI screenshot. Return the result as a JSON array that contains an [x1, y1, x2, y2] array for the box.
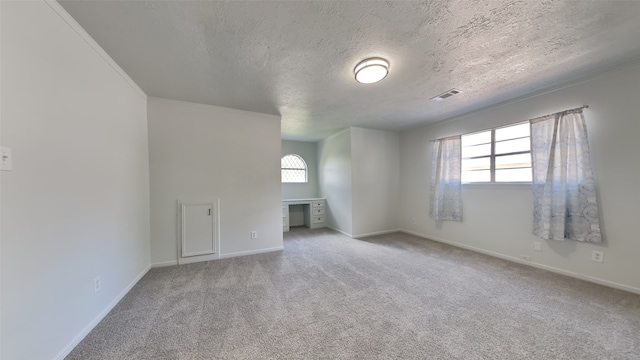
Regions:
[[430, 105, 590, 142], [429, 135, 460, 142], [531, 105, 589, 121]]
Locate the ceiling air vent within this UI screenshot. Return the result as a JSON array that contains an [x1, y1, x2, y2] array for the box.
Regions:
[[430, 88, 462, 102]]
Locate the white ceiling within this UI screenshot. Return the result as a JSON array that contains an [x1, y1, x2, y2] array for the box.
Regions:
[[59, 0, 640, 141]]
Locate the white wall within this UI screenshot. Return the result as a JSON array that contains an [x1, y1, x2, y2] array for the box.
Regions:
[[351, 127, 400, 237], [1, 2, 150, 359], [148, 98, 282, 264], [400, 62, 640, 293], [0, 2, 4, 356], [318, 129, 352, 235], [281, 140, 318, 199], [318, 127, 400, 237]]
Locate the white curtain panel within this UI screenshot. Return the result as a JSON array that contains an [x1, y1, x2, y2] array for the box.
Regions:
[[430, 136, 463, 222], [530, 109, 602, 243]]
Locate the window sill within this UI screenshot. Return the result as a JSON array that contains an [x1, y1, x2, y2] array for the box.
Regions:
[[462, 182, 531, 190]]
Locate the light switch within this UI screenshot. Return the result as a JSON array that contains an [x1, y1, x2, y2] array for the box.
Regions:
[[0, 147, 12, 171]]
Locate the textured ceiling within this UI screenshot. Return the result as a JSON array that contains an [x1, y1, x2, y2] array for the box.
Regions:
[[59, 0, 640, 141]]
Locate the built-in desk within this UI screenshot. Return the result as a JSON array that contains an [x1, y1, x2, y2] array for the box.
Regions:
[[282, 198, 326, 232]]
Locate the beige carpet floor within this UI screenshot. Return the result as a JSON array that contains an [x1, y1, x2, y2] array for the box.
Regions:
[[67, 227, 640, 359]]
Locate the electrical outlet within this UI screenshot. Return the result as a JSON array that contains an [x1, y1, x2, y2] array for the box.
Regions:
[[251, 231, 257, 239], [1, 146, 12, 171], [592, 250, 604, 263], [520, 254, 531, 261], [533, 241, 542, 251], [411, 218, 417, 225], [93, 277, 101, 294]]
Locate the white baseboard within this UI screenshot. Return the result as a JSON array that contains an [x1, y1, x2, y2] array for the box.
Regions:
[[178, 253, 219, 265], [327, 226, 353, 238], [352, 229, 400, 239], [153, 247, 285, 266], [53, 264, 151, 360], [219, 246, 283, 259], [151, 260, 178, 268], [400, 229, 640, 296]]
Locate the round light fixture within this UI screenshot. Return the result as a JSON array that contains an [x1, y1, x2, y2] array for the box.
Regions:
[[354, 58, 389, 84]]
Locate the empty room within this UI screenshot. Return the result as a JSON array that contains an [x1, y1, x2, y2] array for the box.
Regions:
[[2, 1, 640, 359]]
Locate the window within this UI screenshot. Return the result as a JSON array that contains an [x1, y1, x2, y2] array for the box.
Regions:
[[461, 122, 532, 183], [281, 154, 307, 183]]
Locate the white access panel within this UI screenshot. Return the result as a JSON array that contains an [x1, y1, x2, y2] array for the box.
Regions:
[[181, 202, 216, 257]]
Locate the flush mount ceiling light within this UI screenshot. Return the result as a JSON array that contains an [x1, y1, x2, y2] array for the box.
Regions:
[[354, 58, 389, 84]]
